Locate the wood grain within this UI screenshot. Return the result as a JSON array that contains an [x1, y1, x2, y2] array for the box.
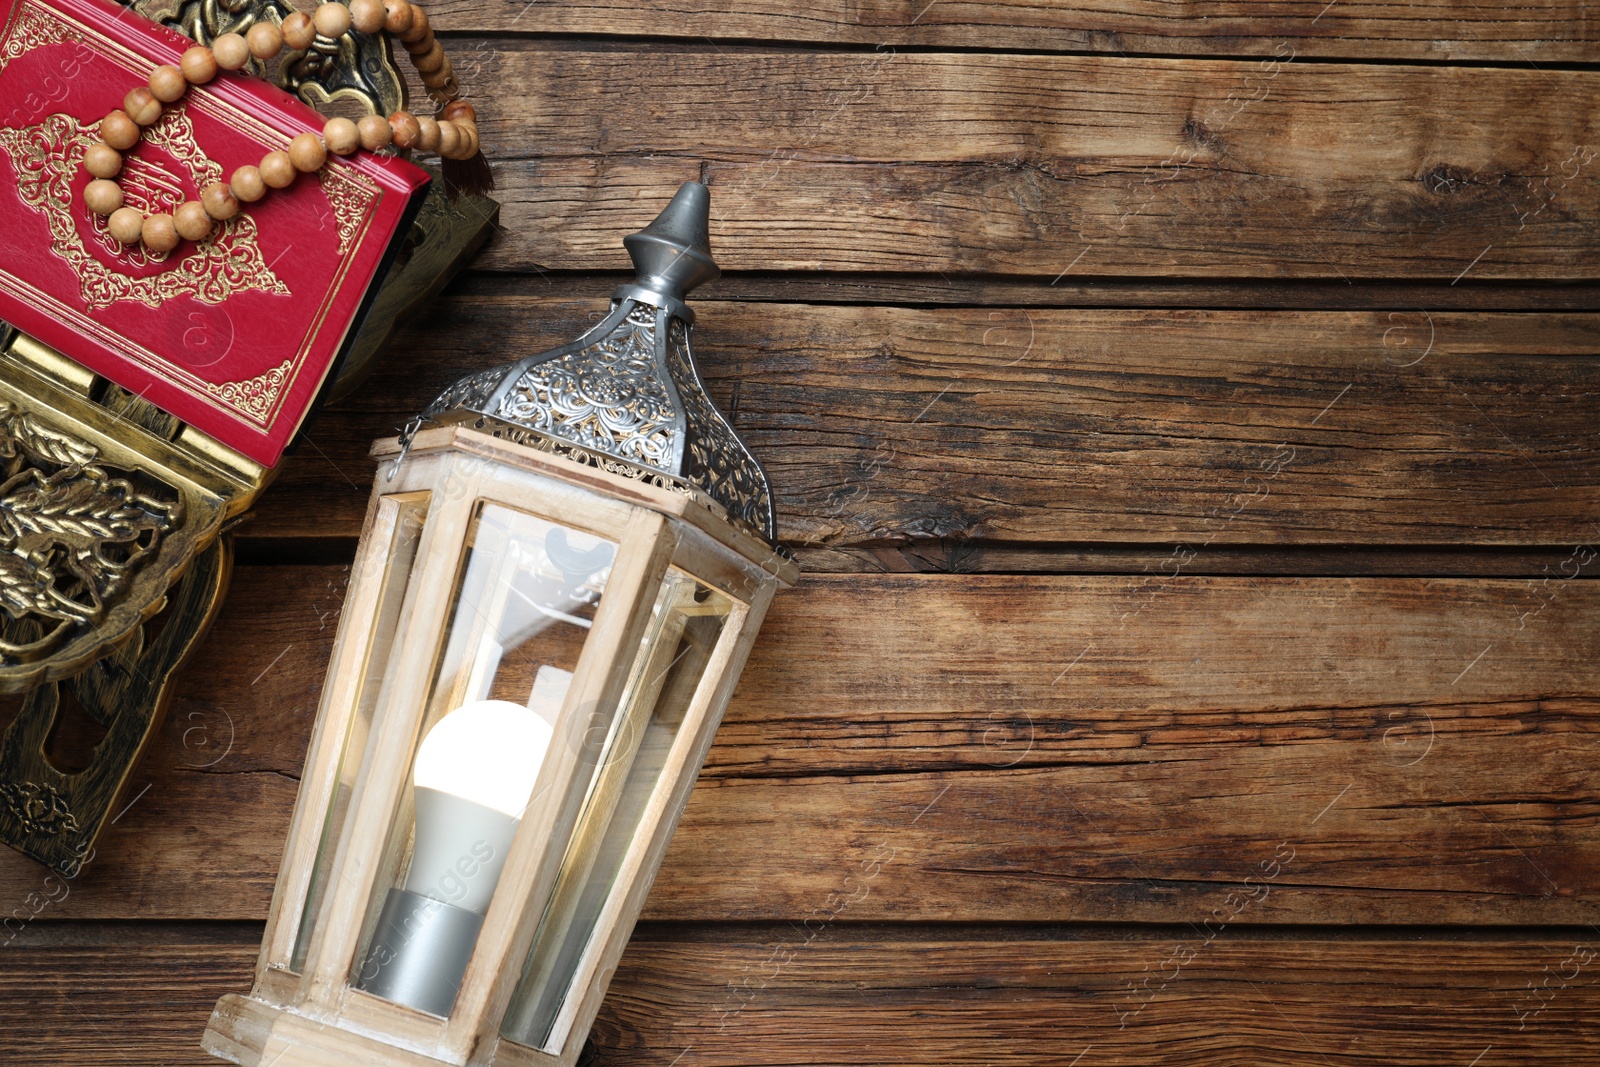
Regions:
[[595, 930, 1600, 1066], [1, 570, 1594, 926], [653, 574, 1600, 926], [434, 51, 1600, 279], [260, 302, 1600, 548], [6, 932, 1599, 1065], [0, 938, 255, 1067], [426, 0, 1600, 62]]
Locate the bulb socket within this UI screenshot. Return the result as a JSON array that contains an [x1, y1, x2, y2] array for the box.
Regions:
[[355, 886, 484, 1016]]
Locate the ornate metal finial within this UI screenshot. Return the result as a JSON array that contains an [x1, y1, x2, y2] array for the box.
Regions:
[[616, 180, 720, 319], [416, 182, 776, 542]]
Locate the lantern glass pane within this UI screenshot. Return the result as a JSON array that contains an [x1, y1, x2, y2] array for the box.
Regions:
[[349, 501, 617, 1017], [292, 492, 429, 973], [499, 569, 735, 1051]]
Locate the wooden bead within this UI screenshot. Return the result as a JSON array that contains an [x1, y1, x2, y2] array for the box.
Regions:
[[288, 131, 327, 172], [457, 120, 478, 157], [212, 33, 250, 71], [201, 181, 240, 221], [399, 5, 429, 43], [281, 11, 316, 49], [259, 150, 296, 187], [173, 201, 212, 241], [107, 206, 144, 245], [99, 110, 140, 150], [83, 178, 123, 215], [382, 0, 413, 35], [180, 45, 217, 84], [421, 65, 452, 92], [149, 64, 187, 103], [425, 77, 459, 105], [388, 110, 420, 149], [322, 117, 359, 156], [124, 87, 161, 126], [440, 100, 475, 124], [413, 41, 445, 74], [356, 114, 391, 152], [142, 213, 179, 253], [247, 21, 284, 59], [83, 142, 122, 179], [230, 165, 266, 202], [314, 2, 352, 38], [414, 114, 440, 153], [349, 0, 385, 33], [436, 118, 462, 159]]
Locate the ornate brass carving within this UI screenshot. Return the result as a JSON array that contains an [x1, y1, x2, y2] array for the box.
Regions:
[[0, 338, 247, 873], [0, 400, 182, 662], [0, 334, 253, 692], [0, 779, 80, 836], [278, 16, 404, 119], [0, 537, 231, 875], [123, 0, 405, 119]]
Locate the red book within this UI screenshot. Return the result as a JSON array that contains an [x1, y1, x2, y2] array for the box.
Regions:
[[0, 0, 427, 466]]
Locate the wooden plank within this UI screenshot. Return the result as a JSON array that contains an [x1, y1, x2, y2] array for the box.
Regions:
[[446, 51, 1600, 279], [2, 571, 1595, 926], [259, 302, 1600, 547], [427, 0, 1600, 63], [650, 574, 1600, 925], [595, 930, 1600, 1066], [5, 932, 1600, 1065], [0, 937, 255, 1067]]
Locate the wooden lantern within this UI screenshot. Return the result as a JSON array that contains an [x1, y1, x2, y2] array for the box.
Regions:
[[203, 183, 795, 1067]]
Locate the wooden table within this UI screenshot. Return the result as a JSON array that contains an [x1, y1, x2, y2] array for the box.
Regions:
[[4, 1, 1599, 1063]]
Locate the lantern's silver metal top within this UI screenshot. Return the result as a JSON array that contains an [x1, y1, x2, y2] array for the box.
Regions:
[[413, 182, 776, 543]]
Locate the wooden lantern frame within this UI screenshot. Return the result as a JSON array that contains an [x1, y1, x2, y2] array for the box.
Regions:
[[203, 421, 795, 1067]]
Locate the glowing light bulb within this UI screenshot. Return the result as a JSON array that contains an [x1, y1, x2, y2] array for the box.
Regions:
[[406, 698, 554, 914], [357, 667, 570, 1015]]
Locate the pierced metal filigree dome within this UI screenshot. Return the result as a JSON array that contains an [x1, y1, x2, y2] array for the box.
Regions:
[[416, 182, 776, 542]]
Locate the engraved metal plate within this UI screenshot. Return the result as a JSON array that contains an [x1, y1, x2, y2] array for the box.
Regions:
[[418, 183, 777, 543]]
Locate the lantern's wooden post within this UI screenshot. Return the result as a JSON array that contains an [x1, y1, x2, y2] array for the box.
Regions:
[[560, 585, 777, 1059], [442, 507, 676, 1058], [296, 455, 483, 1017], [255, 470, 433, 989]]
